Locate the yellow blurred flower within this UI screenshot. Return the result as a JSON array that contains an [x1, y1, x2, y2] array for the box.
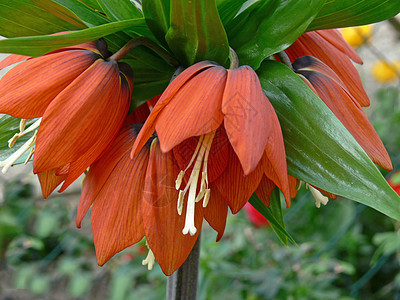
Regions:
[[341, 25, 373, 48], [371, 60, 400, 83]]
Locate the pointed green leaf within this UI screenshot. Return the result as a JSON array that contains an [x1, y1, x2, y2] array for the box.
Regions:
[[0, 19, 144, 56], [227, 0, 326, 69], [216, 0, 247, 27], [249, 193, 296, 246], [308, 0, 400, 31], [31, 0, 87, 29], [77, 0, 104, 12], [266, 188, 289, 245], [165, 0, 229, 66], [142, 0, 170, 46], [95, 0, 142, 21], [0, 0, 82, 37], [0, 115, 37, 166], [257, 60, 400, 221]]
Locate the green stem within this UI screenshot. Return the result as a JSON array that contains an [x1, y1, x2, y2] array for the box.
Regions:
[[229, 47, 239, 69], [166, 233, 201, 300], [276, 51, 293, 70], [108, 37, 180, 67]]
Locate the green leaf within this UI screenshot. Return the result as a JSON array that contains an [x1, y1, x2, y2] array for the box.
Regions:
[[257, 60, 400, 221], [0, 0, 82, 37], [165, 0, 229, 66], [249, 193, 296, 246], [0, 19, 144, 56], [142, 0, 170, 46], [216, 0, 247, 27], [307, 0, 400, 31], [0, 115, 37, 166], [31, 0, 87, 29], [227, 0, 326, 69], [95, 0, 142, 21], [49, 0, 113, 27]]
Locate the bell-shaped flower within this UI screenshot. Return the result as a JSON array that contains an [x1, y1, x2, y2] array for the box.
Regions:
[[131, 61, 291, 238], [285, 29, 370, 107], [0, 39, 133, 195], [293, 55, 392, 171]]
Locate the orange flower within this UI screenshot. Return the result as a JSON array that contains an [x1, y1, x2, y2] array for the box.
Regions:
[[131, 61, 291, 236], [285, 29, 369, 107], [293, 55, 392, 170], [77, 123, 207, 275], [0, 39, 133, 196]]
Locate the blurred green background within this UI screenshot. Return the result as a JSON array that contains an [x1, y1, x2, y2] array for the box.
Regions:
[[0, 18, 400, 300]]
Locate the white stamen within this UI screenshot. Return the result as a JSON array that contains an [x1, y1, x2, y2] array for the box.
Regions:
[[0, 130, 38, 174], [19, 119, 27, 133], [8, 118, 41, 148], [175, 170, 184, 190], [177, 190, 184, 215], [308, 185, 329, 208], [203, 189, 211, 207], [176, 131, 216, 236], [142, 248, 156, 270], [24, 147, 35, 164], [182, 160, 201, 236]]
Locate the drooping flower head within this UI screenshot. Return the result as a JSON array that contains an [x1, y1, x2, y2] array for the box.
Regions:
[[131, 61, 291, 239], [284, 29, 392, 171], [0, 38, 134, 196]]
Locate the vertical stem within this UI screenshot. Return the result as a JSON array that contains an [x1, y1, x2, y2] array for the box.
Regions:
[[166, 233, 201, 300]]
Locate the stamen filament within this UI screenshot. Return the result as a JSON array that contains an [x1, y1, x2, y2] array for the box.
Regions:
[[24, 147, 35, 164], [8, 118, 41, 148], [1, 130, 38, 174]]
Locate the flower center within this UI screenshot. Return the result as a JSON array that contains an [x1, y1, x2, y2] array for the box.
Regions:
[[175, 131, 216, 236]]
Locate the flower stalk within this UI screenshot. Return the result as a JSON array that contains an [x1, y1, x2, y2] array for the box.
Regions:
[[166, 233, 201, 300], [108, 37, 180, 67]]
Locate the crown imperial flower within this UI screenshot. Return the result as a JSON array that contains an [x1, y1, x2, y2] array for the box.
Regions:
[[0, 39, 133, 196]]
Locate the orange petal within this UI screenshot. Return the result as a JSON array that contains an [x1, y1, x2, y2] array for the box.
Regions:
[[260, 100, 291, 207], [142, 139, 203, 275], [288, 175, 299, 199], [287, 32, 370, 107], [214, 146, 263, 214], [37, 168, 67, 198], [298, 67, 392, 171], [0, 50, 99, 118], [316, 29, 363, 64], [33, 59, 130, 176], [92, 145, 149, 266], [76, 124, 141, 227], [124, 103, 150, 125], [222, 66, 272, 175], [255, 176, 276, 207], [131, 61, 217, 158], [156, 66, 226, 152], [0, 54, 29, 70], [204, 184, 228, 241]]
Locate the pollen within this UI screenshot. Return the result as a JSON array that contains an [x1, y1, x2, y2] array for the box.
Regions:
[[176, 131, 215, 236]]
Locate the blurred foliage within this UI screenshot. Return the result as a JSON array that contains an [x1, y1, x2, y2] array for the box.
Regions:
[[0, 176, 400, 299], [1, 18, 400, 300]]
